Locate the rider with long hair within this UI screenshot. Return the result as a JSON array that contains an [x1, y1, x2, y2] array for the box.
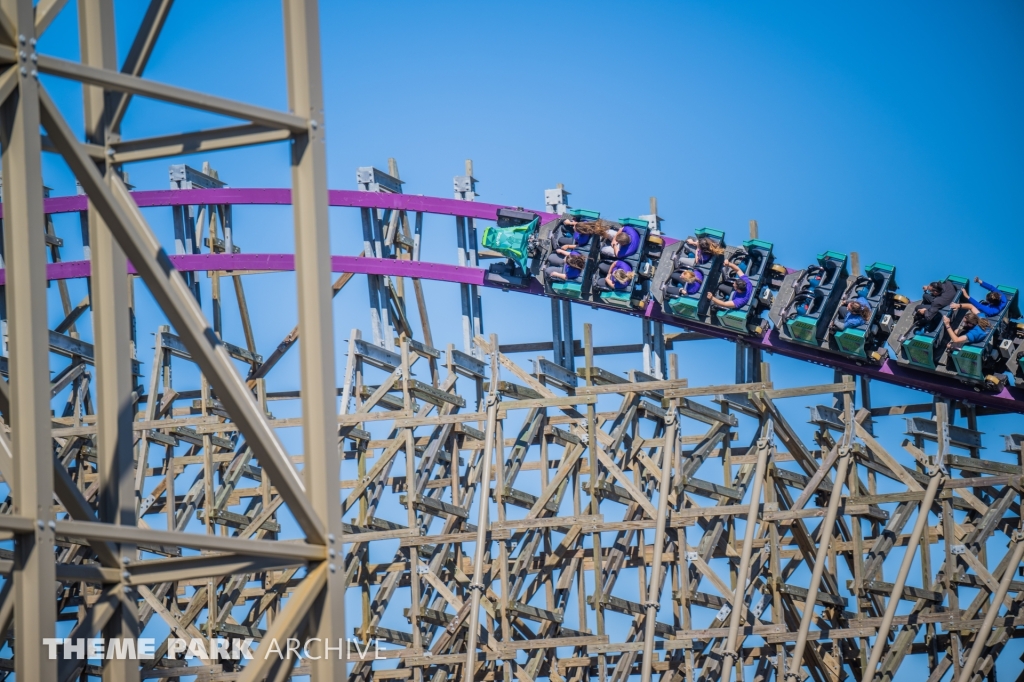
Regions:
[[833, 298, 872, 331], [664, 268, 704, 297], [942, 311, 992, 350], [595, 260, 635, 292], [545, 251, 587, 282], [676, 236, 724, 268]]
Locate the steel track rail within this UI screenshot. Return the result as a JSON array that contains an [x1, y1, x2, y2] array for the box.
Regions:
[[0, 187, 563, 224], [9, 244, 1024, 412]]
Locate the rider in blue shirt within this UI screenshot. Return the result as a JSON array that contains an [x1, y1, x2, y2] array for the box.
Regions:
[[966, 277, 1007, 317], [942, 311, 991, 349], [833, 296, 872, 331]]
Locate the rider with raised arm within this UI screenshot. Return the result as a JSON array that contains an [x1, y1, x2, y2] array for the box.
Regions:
[[706, 260, 752, 310]]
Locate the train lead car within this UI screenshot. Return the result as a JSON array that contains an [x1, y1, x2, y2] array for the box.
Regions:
[[482, 208, 541, 288]]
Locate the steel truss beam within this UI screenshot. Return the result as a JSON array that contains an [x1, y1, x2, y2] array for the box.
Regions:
[[0, 2, 56, 679], [0, 1, 341, 679]]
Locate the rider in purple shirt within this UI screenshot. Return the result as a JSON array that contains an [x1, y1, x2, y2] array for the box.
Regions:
[[596, 260, 635, 292], [665, 268, 704, 297], [545, 251, 586, 282], [708, 261, 753, 309]]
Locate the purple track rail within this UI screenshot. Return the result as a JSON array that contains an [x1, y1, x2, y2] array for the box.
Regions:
[[3, 188, 1020, 413], [0, 188, 562, 224], [0, 254, 487, 288]]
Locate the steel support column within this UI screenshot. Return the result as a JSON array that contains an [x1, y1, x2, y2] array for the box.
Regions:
[[457, 161, 483, 350], [0, 1, 57, 678], [735, 339, 747, 383], [561, 297, 574, 372], [283, 0, 344, 676], [643, 319, 653, 376], [652, 319, 665, 379], [79, 1, 140, 679], [40, 88, 327, 543], [551, 298, 563, 367]]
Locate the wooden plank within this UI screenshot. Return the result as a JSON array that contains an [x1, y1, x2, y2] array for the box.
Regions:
[[856, 579, 943, 603], [663, 381, 771, 399], [495, 635, 608, 655], [575, 377, 689, 396], [762, 503, 886, 523], [763, 627, 877, 644], [340, 528, 418, 544], [945, 455, 1021, 476], [492, 514, 602, 531], [765, 381, 855, 400], [594, 447, 658, 518], [856, 422, 925, 492], [400, 529, 511, 547], [588, 625, 788, 653], [498, 395, 596, 415]]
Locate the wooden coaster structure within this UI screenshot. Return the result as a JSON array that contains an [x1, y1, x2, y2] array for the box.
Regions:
[[0, 2, 1021, 682]]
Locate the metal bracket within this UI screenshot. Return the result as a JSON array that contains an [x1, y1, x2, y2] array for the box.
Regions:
[[544, 186, 570, 215], [577, 419, 590, 445]]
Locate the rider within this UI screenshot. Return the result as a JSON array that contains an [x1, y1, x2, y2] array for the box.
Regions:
[[601, 230, 632, 259], [942, 311, 991, 350], [664, 268, 704, 297], [595, 260, 635, 292], [675, 236, 724, 268], [545, 251, 587, 282], [966, 276, 1007, 317], [707, 261, 752, 310], [915, 280, 956, 331], [560, 218, 611, 248], [833, 298, 872, 331]]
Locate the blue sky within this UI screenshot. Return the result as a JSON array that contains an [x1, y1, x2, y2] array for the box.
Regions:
[[27, 1, 1024, 678]]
